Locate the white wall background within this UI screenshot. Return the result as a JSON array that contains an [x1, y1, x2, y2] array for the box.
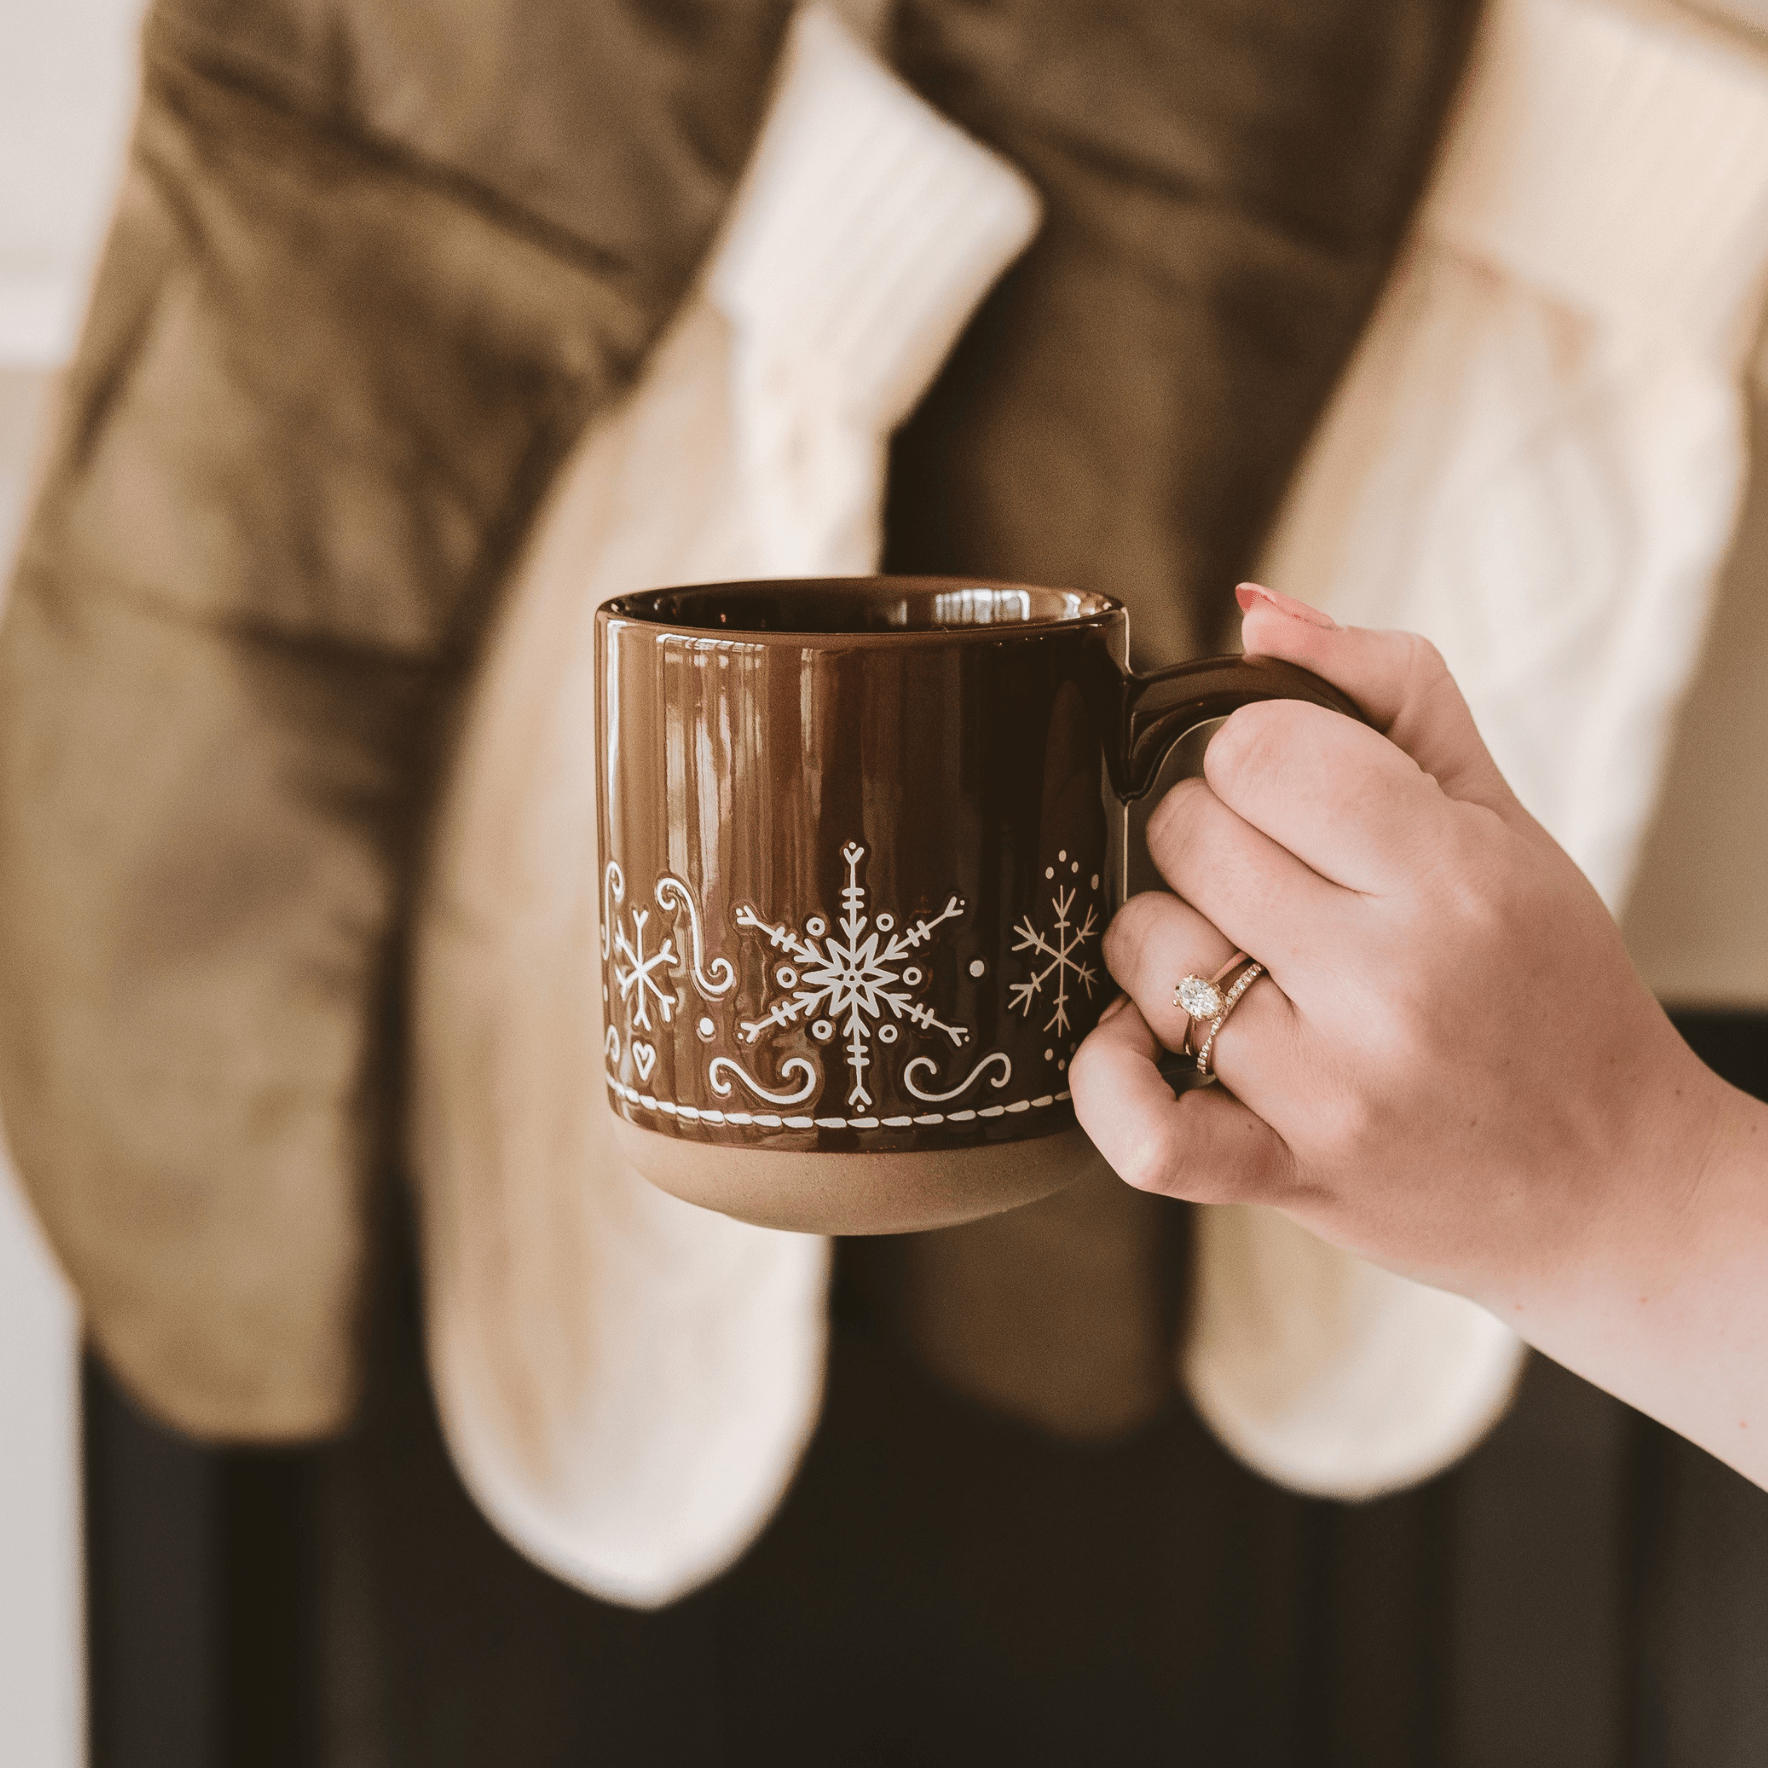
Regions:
[[0, 1, 145, 366], [0, 364, 84, 1768], [2, 6, 148, 1768], [0, 372, 83, 1768]]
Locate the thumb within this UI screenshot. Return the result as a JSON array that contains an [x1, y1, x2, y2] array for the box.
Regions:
[[1236, 582, 1517, 817]]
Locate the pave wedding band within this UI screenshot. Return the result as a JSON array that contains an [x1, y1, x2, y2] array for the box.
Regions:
[[1174, 952, 1250, 1053], [1194, 962, 1265, 1080]]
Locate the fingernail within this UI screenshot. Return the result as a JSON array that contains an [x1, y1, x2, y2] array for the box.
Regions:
[[1236, 581, 1338, 630]]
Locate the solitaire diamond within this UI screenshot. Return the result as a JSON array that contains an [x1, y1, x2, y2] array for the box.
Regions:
[[1176, 975, 1224, 1020]]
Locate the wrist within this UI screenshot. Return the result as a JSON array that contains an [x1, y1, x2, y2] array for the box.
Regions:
[[1475, 1032, 1731, 1341], [1489, 1049, 1768, 1481]]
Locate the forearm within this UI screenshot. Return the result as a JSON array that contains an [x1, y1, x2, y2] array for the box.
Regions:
[[1495, 1071, 1768, 1488]]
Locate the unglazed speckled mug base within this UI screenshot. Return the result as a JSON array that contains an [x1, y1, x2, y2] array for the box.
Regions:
[[612, 1116, 1099, 1235]]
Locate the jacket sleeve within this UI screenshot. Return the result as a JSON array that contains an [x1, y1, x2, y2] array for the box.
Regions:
[[0, 0, 792, 1439]]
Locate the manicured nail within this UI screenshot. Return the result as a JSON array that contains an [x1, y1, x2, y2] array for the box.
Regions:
[[1235, 581, 1338, 630]]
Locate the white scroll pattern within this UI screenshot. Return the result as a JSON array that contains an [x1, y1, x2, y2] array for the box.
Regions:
[[707, 1054, 820, 1107], [656, 873, 737, 999], [902, 1051, 1012, 1104]]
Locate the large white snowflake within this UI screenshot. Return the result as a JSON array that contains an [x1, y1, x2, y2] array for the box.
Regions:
[[1009, 868, 1101, 1037], [736, 841, 968, 1110]]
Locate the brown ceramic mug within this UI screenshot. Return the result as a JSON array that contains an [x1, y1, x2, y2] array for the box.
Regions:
[[596, 577, 1357, 1234]]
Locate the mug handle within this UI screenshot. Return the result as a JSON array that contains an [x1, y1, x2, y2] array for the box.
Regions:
[[1104, 654, 1365, 1091], [1112, 653, 1363, 805]]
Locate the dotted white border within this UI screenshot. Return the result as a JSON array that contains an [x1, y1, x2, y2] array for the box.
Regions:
[[606, 1071, 1072, 1131]]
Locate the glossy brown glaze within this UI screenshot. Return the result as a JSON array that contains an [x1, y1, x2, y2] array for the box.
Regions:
[[595, 577, 1356, 1227]]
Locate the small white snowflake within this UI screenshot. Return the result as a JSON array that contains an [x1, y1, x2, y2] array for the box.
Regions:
[[1009, 877, 1101, 1037], [736, 842, 968, 1110], [613, 905, 680, 1031]]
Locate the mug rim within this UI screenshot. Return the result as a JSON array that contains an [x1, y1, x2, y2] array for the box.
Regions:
[[599, 575, 1124, 642]]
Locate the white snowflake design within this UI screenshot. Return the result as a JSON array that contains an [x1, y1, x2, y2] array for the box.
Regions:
[[1008, 862, 1101, 1038], [736, 841, 969, 1110], [613, 904, 681, 1032]]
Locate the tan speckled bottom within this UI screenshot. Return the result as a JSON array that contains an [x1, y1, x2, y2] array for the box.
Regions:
[[611, 1116, 1099, 1235]]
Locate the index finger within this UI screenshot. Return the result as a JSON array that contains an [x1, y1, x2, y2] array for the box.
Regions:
[[1237, 585, 1521, 821], [1195, 698, 1455, 897]]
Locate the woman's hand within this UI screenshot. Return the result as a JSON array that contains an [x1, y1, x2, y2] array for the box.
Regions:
[[1071, 583, 1768, 1485]]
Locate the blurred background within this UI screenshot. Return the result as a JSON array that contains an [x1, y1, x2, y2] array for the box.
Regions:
[[3, 1, 1768, 1764]]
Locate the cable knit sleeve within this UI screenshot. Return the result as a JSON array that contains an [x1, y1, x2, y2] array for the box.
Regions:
[[1264, 0, 1768, 908]]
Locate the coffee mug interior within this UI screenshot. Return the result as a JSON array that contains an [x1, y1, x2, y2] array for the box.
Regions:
[[604, 578, 1118, 635]]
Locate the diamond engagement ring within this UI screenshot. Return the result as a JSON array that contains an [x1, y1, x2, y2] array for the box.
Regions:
[[1173, 953, 1250, 1047], [1194, 962, 1264, 1080]]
